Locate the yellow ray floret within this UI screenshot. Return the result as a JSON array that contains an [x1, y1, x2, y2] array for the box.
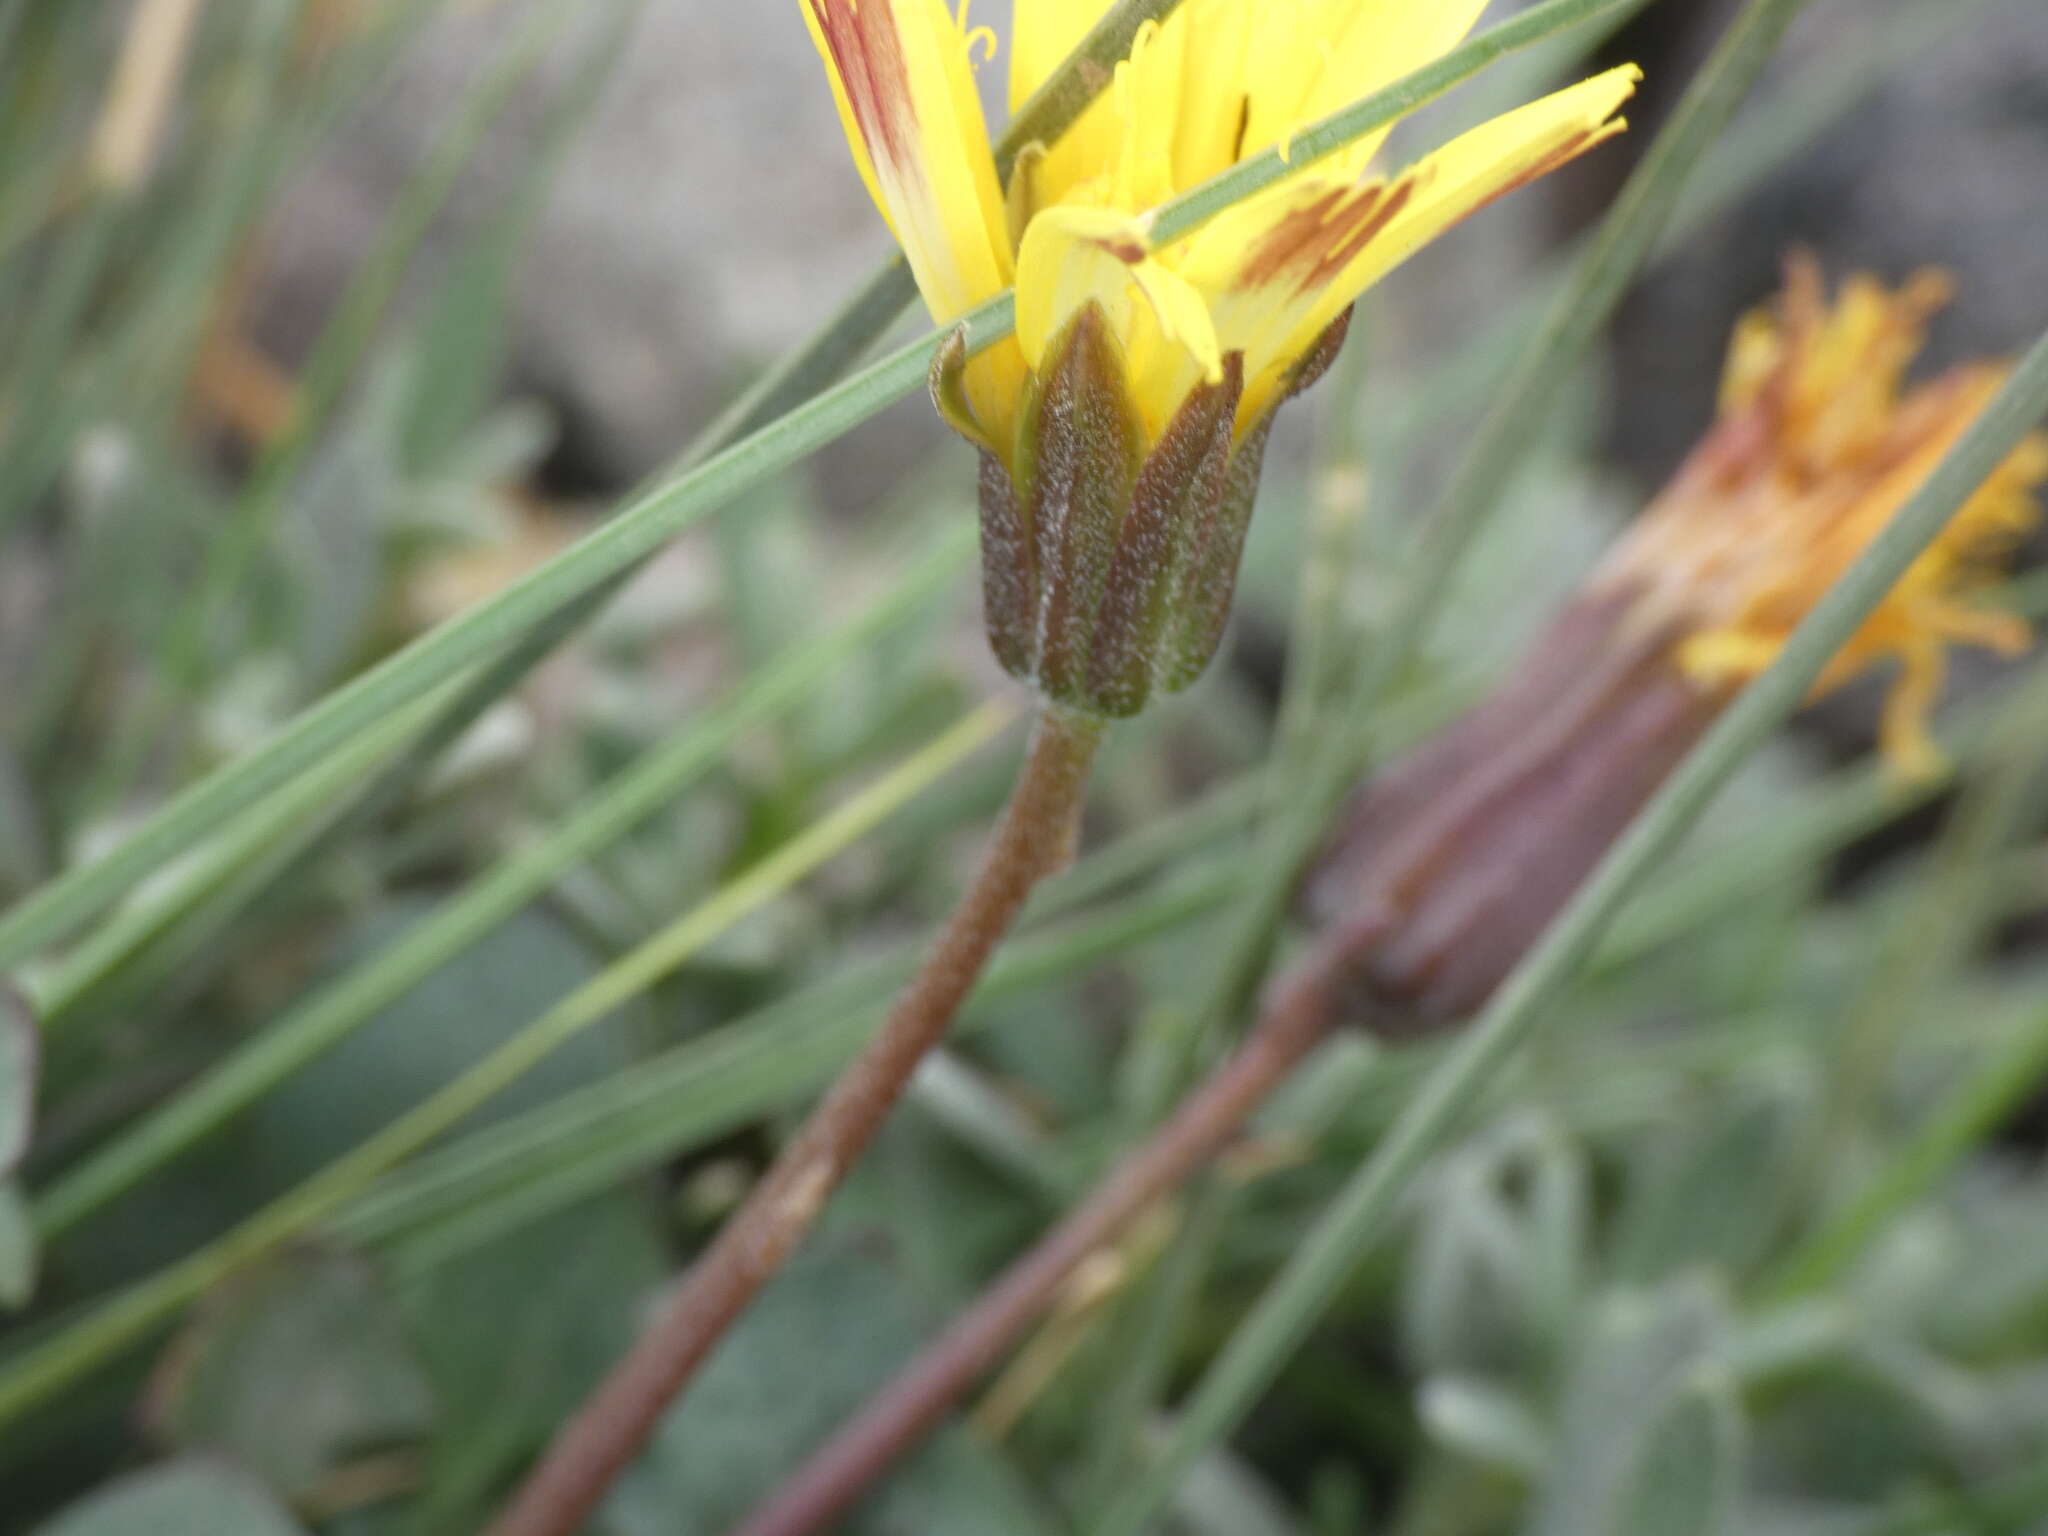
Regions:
[[799, 0, 1024, 432], [1183, 64, 1642, 425], [799, 0, 1010, 323], [1606, 259, 2047, 778], [800, 0, 1639, 451], [1238, 0, 1492, 177]]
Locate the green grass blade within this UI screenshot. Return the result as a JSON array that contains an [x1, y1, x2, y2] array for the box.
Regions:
[[26, 676, 474, 1029], [1097, 319, 2048, 1536], [30, 529, 973, 1238], [402, 0, 651, 471], [0, 704, 1012, 1426], [0, 205, 124, 536], [1819, 657, 2048, 1159], [1588, 764, 1929, 974], [0, 307, 981, 972], [19, 0, 653, 1020], [1762, 997, 2048, 1304], [1862, 1459, 2048, 1536], [1270, 312, 1377, 800], [338, 871, 1238, 1267], [90, 0, 581, 812], [1762, 659, 2048, 1300]]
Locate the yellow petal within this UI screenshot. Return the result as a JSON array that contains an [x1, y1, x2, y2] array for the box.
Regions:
[[801, 0, 1025, 439], [1878, 640, 1948, 781], [1013, 9, 1185, 222], [800, 0, 1013, 325], [1677, 627, 1784, 684], [1358, 62, 1643, 297], [1015, 206, 1223, 438], [1240, 0, 1490, 177], [1008, 0, 1113, 113], [1183, 64, 1641, 424], [1170, 0, 1255, 189], [1174, 171, 1420, 426], [1106, 17, 1185, 212]]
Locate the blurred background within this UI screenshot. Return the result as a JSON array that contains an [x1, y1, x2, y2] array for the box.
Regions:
[[5, 0, 2048, 1532]]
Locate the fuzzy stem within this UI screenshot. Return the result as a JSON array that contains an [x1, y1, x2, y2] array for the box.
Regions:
[[726, 917, 1379, 1536], [485, 705, 1105, 1536]]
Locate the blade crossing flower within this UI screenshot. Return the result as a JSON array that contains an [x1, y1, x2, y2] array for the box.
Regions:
[[1304, 259, 2048, 1025], [802, 0, 1640, 716]]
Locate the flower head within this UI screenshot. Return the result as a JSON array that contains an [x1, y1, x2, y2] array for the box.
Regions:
[[801, 0, 1639, 714], [1302, 260, 2045, 1025], [1598, 254, 2048, 777]]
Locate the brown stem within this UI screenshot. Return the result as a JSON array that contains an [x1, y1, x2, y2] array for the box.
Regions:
[[486, 705, 1105, 1536], [728, 918, 1375, 1536]]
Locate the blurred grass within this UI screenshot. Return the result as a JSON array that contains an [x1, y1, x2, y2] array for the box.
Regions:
[[6, 1, 2048, 1534], [0, 702, 1014, 1434]]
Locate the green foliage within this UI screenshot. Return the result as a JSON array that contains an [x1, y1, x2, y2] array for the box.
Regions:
[[1, 982, 35, 1309], [603, 1239, 1057, 1535], [32, 1461, 309, 1536], [146, 1249, 437, 1507]]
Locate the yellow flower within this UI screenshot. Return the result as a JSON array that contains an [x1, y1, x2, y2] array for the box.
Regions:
[[801, 0, 1640, 451], [800, 0, 1639, 717], [1601, 255, 2048, 777]]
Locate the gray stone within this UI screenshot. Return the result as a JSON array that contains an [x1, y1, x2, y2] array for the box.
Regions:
[[253, 0, 937, 496], [1611, 0, 2048, 487]]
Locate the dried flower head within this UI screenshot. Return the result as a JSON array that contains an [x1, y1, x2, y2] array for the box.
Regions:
[[800, 0, 1638, 714], [1304, 260, 2046, 1024], [1599, 254, 2048, 777]]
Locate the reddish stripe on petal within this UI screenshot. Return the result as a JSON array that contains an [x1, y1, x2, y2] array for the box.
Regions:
[[1234, 186, 1347, 290], [1308, 179, 1415, 292], [1463, 127, 1597, 219], [1234, 179, 1417, 299], [806, 0, 921, 176]]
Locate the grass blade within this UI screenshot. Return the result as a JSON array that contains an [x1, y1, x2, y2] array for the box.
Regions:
[[89, 0, 582, 810], [0, 704, 1013, 1425], [340, 871, 1238, 1270], [30, 529, 973, 1237]]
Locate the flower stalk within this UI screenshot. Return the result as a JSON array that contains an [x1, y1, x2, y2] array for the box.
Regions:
[[484, 707, 1102, 1536], [728, 907, 1386, 1536]]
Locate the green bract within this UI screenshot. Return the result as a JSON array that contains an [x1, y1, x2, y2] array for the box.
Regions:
[[935, 306, 1350, 718]]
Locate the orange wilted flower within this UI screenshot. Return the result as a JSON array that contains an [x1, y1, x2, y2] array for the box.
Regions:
[[1303, 259, 2047, 1024], [1625, 254, 2045, 777], [800, 0, 1639, 716]]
